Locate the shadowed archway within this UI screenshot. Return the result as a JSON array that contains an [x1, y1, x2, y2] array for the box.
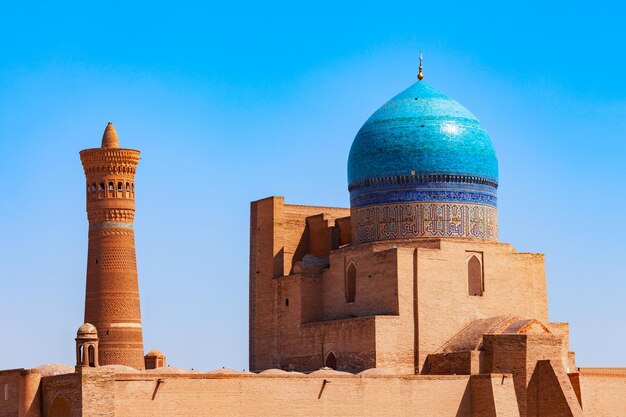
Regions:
[[49, 395, 71, 417], [325, 352, 337, 370]]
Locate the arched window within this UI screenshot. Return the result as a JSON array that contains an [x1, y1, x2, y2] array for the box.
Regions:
[[78, 345, 83, 364], [117, 182, 123, 192], [99, 183, 104, 192], [91, 184, 96, 192], [345, 263, 356, 303], [468, 255, 483, 296], [108, 181, 114, 191], [126, 182, 130, 192], [88, 345, 95, 367], [325, 352, 337, 370]]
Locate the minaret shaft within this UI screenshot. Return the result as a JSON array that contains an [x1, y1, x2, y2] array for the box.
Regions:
[[79, 124, 145, 369]]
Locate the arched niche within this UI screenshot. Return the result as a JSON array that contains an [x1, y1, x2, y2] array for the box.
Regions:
[[345, 263, 356, 303], [468, 255, 483, 296], [49, 395, 71, 417], [325, 352, 337, 370]]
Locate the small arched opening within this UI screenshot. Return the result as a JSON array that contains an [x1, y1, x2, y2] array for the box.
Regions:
[[468, 255, 483, 296], [325, 352, 337, 370], [88, 345, 95, 367], [49, 396, 71, 417], [345, 263, 356, 303], [77, 345, 83, 365], [117, 182, 123, 193]]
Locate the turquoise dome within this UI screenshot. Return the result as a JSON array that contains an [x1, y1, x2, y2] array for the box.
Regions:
[[348, 81, 498, 186]]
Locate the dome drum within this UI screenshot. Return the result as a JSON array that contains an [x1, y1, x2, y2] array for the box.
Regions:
[[351, 201, 497, 244]]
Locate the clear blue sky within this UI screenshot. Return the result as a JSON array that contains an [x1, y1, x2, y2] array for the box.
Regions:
[[0, 0, 624, 371]]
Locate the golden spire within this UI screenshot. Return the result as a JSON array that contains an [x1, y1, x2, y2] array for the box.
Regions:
[[101, 122, 120, 148], [417, 51, 424, 80]]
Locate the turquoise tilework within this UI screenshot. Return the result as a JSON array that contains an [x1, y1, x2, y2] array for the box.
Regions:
[[347, 81, 498, 185]]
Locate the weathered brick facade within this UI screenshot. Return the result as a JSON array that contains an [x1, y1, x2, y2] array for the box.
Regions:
[[249, 196, 551, 375]]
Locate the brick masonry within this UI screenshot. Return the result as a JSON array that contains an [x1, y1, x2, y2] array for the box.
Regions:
[[79, 124, 145, 370]]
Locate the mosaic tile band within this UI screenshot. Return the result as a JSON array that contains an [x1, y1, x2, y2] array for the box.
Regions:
[[349, 176, 497, 208], [351, 202, 498, 244]]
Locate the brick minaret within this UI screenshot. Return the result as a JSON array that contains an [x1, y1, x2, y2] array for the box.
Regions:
[[79, 123, 145, 369]]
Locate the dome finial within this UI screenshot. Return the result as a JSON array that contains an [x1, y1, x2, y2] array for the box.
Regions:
[[101, 122, 120, 148], [417, 51, 424, 80]]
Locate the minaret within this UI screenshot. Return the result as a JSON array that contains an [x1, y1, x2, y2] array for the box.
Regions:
[[79, 123, 145, 369]]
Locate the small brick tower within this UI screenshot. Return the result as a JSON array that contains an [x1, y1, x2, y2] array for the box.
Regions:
[[80, 123, 145, 369]]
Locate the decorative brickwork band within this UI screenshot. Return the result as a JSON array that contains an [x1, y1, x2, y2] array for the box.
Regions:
[[350, 202, 497, 244]]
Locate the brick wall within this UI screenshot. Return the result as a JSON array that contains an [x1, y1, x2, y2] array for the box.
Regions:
[[322, 246, 400, 320], [416, 240, 548, 369], [249, 197, 350, 372], [526, 360, 583, 417], [0, 370, 22, 417], [483, 334, 571, 417], [579, 371, 626, 416], [470, 373, 520, 417], [251, 197, 554, 375], [79, 368, 115, 417], [113, 373, 472, 417], [41, 373, 82, 417]]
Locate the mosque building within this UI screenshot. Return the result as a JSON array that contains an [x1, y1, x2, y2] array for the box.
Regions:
[[1, 61, 625, 416]]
